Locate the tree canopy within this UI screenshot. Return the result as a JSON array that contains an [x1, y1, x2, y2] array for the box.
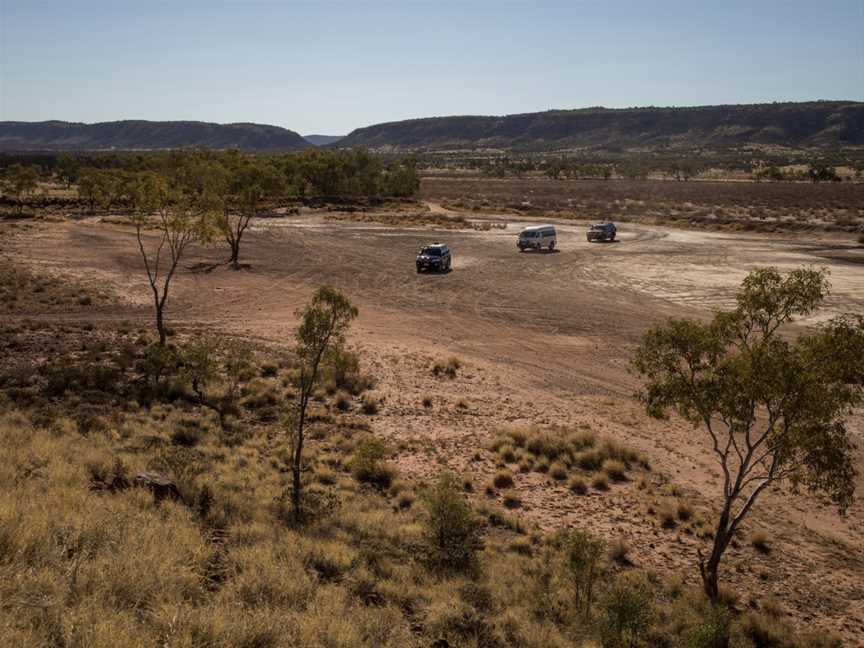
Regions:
[[632, 267, 863, 600]]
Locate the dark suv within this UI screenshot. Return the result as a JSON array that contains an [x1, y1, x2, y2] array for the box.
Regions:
[[416, 243, 451, 273], [587, 222, 617, 242]]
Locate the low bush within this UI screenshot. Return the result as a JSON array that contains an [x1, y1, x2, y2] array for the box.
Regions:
[[592, 473, 609, 491], [421, 473, 483, 572], [602, 459, 627, 482], [608, 538, 631, 566], [260, 362, 279, 377], [490, 426, 645, 488], [170, 416, 208, 447], [751, 530, 771, 555], [493, 469, 514, 489], [502, 491, 522, 509], [350, 436, 396, 489], [549, 461, 568, 481], [432, 356, 461, 379], [334, 390, 352, 412], [658, 503, 678, 529], [360, 393, 380, 415], [569, 477, 588, 495], [321, 346, 373, 395], [677, 500, 693, 522], [561, 528, 605, 615], [598, 572, 655, 648]]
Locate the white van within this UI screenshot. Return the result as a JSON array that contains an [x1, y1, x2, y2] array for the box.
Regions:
[[517, 225, 557, 252]]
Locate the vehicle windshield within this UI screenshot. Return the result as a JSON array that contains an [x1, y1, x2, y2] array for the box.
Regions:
[[520, 231, 537, 238], [591, 224, 608, 230], [422, 248, 442, 256]]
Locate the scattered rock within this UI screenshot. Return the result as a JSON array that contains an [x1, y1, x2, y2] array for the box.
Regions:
[[135, 471, 183, 504]]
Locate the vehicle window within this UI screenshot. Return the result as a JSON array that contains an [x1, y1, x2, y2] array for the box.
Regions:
[[423, 248, 441, 256]]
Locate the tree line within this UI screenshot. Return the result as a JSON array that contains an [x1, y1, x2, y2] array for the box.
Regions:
[[0, 147, 420, 207]]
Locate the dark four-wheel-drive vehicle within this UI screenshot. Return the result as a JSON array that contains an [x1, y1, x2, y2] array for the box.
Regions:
[[416, 243, 451, 273], [587, 222, 617, 242]]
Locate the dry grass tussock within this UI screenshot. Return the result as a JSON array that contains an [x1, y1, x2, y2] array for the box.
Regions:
[[489, 424, 649, 485]]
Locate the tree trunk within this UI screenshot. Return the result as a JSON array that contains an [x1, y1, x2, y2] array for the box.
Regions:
[[229, 240, 240, 268], [701, 509, 731, 601], [291, 394, 307, 518], [156, 302, 167, 345]]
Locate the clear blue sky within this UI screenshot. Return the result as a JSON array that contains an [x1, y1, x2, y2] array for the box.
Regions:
[[1, 0, 862, 134]]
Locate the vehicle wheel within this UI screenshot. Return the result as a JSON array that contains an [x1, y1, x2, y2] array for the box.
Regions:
[[416, 267, 421, 273], [548, 242, 555, 251], [610, 233, 616, 242]]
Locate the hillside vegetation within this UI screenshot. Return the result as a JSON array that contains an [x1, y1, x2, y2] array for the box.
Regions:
[[0, 314, 843, 648], [0, 120, 310, 152], [336, 102, 864, 151]]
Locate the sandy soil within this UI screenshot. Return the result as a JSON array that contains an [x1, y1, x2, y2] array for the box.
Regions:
[[3, 204, 864, 642]]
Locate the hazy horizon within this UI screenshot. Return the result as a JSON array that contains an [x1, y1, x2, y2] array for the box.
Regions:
[[1, 0, 862, 134]]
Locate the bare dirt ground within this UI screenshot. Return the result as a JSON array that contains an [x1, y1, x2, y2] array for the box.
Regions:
[[3, 199, 864, 642], [422, 173, 864, 234]]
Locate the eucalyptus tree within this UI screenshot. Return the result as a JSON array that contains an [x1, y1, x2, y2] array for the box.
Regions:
[[633, 267, 863, 600], [129, 164, 219, 345], [288, 287, 358, 517]]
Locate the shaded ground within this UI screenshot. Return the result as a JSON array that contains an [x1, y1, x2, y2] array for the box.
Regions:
[[3, 201, 863, 642]]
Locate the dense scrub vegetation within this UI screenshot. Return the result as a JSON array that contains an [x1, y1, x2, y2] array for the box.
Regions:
[[0, 148, 420, 202]]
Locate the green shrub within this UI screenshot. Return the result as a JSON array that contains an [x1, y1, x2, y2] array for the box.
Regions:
[[734, 611, 792, 648], [421, 473, 483, 572], [561, 528, 605, 615], [321, 345, 372, 395], [350, 436, 395, 489], [598, 572, 655, 648], [688, 604, 731, 648], [170, 416, 207, 447]]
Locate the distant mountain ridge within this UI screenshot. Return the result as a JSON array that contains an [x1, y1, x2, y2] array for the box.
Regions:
[[0, 120, 310, 151], [3, 102, 862, 153], [335, 101, 864, 151], [303, 134, 345, 146]]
